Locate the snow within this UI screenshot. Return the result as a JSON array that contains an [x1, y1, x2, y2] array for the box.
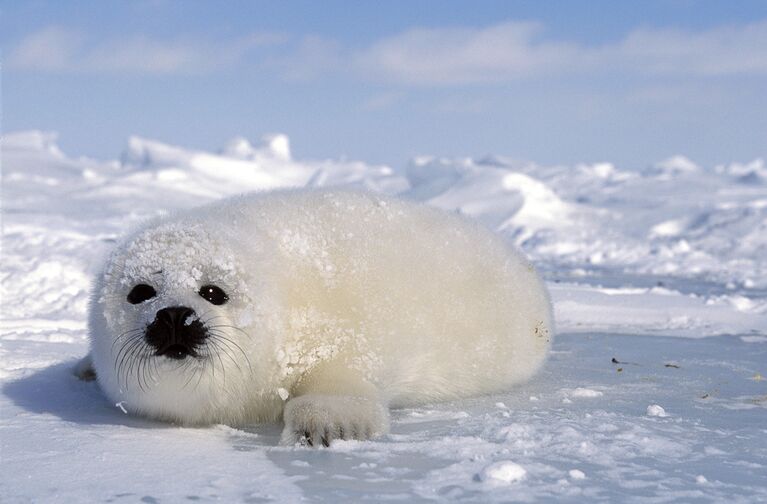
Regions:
[[569, 388, 604, 398], [2, 130, 766, 502], [569, 469, 586, 480], [477, 461, 527, 484], [646, 404, 668, 417]]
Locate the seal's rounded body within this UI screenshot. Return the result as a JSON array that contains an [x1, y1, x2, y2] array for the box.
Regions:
[[85, 190, 553, 445]]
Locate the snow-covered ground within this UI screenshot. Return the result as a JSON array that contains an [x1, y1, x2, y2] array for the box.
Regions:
[[1, 131, 765, 502]]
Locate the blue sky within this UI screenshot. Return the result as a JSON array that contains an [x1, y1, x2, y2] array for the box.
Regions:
[[2, 0, 766, 169]]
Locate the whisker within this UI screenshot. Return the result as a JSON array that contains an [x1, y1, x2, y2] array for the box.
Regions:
[[136, 352, 150, 393], [111, 327, 144, 351], [140, 350, 155, 391], [206, 343, 217, 380], [135, 353, 147, 392], [125, 342, 149, 390], [208, 333, 247, 375], [205, 339, 229, 385], [193, 357, 207, 392], [149, 350, 160, 389], [206, 324, 252, 340], [116, 336, 144, 388], [208, 330, 253, 373], [106, 314, 257, 395], [181, 359, 199, 390]]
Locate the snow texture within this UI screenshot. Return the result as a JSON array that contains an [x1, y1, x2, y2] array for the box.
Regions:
[[1, 131, 766, 502], [646, 404, 668, 417]]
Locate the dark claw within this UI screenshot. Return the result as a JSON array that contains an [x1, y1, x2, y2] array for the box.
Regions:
[[321, 436, 330, 448], [304, 431, 313, 447]]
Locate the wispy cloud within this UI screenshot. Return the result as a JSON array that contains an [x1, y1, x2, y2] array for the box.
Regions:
[[9, 19, 767, 83], [6, 27, 85, 72], [285, 19, 767, 86], [274, 35, 345, 81], [616, 22, 767, 76], [355, 21, 585, 85], [7, 26, 287, 75]]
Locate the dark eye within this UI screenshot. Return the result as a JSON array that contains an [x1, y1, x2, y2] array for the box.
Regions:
[[127, 284, 157, 304], [199, 285, 228, 305]]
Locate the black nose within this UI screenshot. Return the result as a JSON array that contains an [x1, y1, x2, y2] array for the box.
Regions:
[[157, 306, 196, 328], [145, 306, 207, 360]]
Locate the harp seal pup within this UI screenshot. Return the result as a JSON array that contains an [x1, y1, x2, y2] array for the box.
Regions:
[[78, 189, 553, 446]]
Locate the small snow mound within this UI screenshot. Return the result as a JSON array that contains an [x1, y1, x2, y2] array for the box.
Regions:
[[716, 158, 766, 184], [477, 461, 526, 485], [405, 156, 471, 193], [221, 136, 256, 158], [403, 156, 574, 241], [579, 162, 616, 179], [571, 387, 603, 398], [647, 404, 668, 417], [696, 475, 708, 484], [221, 134, 291, 161], [263, 133, 291, 161], [2, 130, 65, 157], [121, 136, 193, 169], [501, 172, 572, 225], [647, 155, 700, 178], [569, 469, 586, 480], [650, 218, 686, 238]]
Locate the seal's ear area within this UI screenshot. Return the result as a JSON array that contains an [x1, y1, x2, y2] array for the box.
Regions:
[[73, 353, 97, 381]]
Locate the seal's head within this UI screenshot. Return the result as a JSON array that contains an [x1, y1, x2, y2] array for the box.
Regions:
[[89, 219, 278, 425]]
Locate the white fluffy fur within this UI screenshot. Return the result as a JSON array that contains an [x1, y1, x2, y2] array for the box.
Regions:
[[84, 190, 553, 444]]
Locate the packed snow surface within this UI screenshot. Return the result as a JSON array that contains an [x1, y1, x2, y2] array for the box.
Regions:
[[1, 131, 766, 502]]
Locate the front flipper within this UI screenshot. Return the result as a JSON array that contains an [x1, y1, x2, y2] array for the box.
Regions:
[[280, 394, 389, 447], [73, 353, 97, 381], [279, 363, 389, 447]]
